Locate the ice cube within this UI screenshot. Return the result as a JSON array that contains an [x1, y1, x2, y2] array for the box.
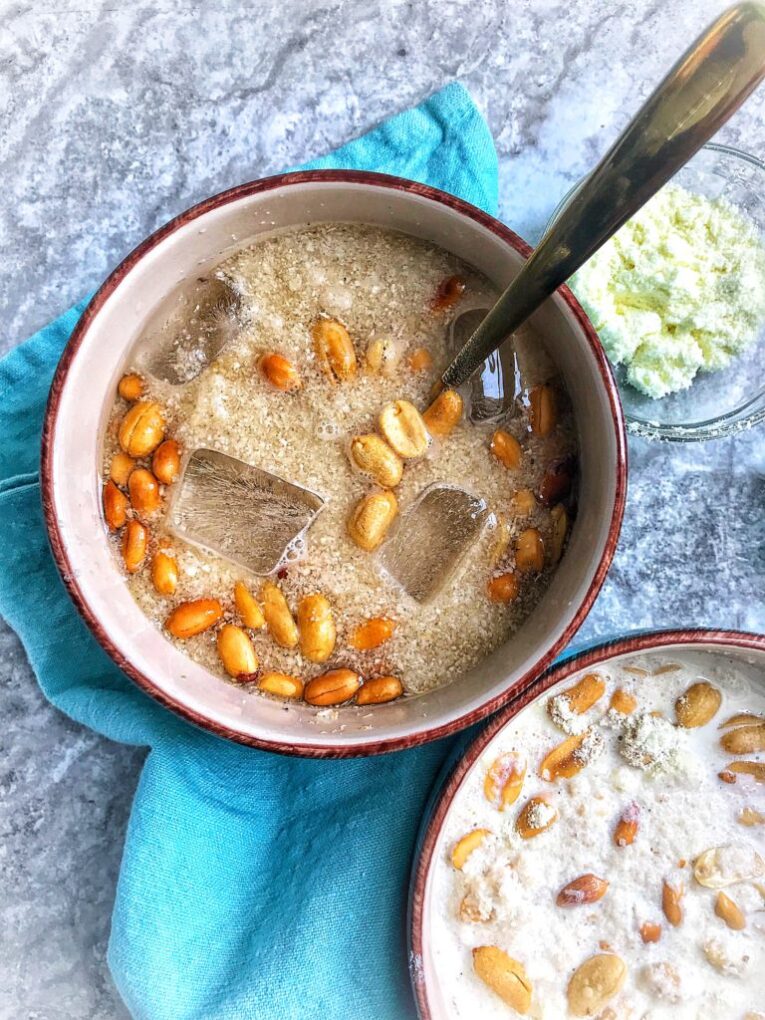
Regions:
[[449, 311, 556, 425], [136, 276, 244, 385], [377, 483, 489, 603], [166, 448, 325, 575], [449, 307, 519, 425]]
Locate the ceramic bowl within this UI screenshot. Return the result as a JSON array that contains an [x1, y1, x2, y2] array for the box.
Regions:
[[408, 628, 765, 1018], [41, 170, 627, 757]]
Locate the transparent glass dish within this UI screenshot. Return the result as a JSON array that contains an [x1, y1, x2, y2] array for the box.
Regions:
[[550, 144, 765, 441]]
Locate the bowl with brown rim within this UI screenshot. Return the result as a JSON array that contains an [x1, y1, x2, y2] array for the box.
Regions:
[[407, 627, 765, 1017], [41, 169, 627, 757]]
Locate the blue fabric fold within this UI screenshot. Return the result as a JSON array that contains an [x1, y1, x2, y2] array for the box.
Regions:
[[0, 82, 499, 1020]]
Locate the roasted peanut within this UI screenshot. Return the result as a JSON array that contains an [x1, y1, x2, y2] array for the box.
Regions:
[[557, 874, 609, 907], [510, 488, 537, 516], [484, 751, 526, 809], [117, 373, 144, 401], [347, 490, 398, 551], [408, 347, 433, 372], [653, 662, 683, 675], [128, 467, 162, 516], [451, 828, 491, 869], [487, 572, 519, 603], [103, 480, 128, 531], [121, 520, 148, 573], [217, 624, 258, 679], [313, 318, 357, 382], [257, 671, 304, 700], [298, 593, 336, 663], [640, 922, 662, 943], [365, 337, 400, 376], [151, 550, 178, 596], [490, 429, 522, 470], [356, 675, 403, 705], [614, 802, 640, 846], [549, 504, 569, 564], [260, 352, 301, 391], [118, 401, 165, 457], [152, 439, 182, 485], [676, 681, 722, 728], [260, 581, 299, 649], [423, 389, 463, 438], [349, 434, 403, 488], [719, 712, 765, 728], [721, 722, 765, 754], [727, 760, 765, 782], [348, 617, 396, 651], [551, 673, 606, 717], [378, 400, 429, 459], [472, 946, 532, 1015], [233, 581, 265, 630], [165, 598, 223, 638], [431, 274, 466, 311], [540, 731, 594, 781], [662, 879, 683, 926], [715, 891, 746, 930], [694, 843, 765, 887], [739, 806, 765, 825], [304, 668, 361, 706], [515, 528, 544, 572], [529, 384, 557, 436], [516, 796, 558, 839], [109, 452, 135, 488], [567, 954, 626, 1016], [610, 688, 638, 714], [537, 455, 576, 506]]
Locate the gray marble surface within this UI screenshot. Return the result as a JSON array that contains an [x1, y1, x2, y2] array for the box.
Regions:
[[1, 1, 763, 1017]]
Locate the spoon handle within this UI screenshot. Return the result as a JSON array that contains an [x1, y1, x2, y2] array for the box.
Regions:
[[441, 2, 765, 392]]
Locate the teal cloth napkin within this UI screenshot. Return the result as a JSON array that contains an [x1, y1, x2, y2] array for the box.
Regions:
[[0, 83, 498, 1020]]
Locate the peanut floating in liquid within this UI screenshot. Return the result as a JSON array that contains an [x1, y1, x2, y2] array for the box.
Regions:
[[260, 352, 301, 391], [152, 439, 182, 485], [378, 400, 429, 459], [347, 490, 398, 551], [313, 318, 357, 382], [118, 401, 165, 457], [423, 389, 463, 438]]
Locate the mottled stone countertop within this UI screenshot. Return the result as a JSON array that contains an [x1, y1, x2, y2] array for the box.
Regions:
[[1, 1, 763, 1017]]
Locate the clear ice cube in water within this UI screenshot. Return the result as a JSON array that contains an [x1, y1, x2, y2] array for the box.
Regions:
[[377, 483, 489, 603], [167, 448, 325, 575], [137, 276, 243, 385], [448, 307, 521, 425], [449, 310, 558, 425]]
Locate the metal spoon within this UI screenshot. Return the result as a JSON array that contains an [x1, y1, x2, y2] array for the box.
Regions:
[[439, 2, 765, 396]]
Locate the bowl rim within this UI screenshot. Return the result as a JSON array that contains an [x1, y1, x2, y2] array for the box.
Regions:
[[40, 168, 628, 758], [552, 142, 765, 442], [407, 626, 765, 1019]]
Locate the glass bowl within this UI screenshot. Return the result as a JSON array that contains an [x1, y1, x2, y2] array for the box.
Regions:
[[550, 143, 765, 441]]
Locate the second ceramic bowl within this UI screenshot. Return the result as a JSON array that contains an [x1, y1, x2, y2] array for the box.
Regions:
[[408, 628, 765, 1017]]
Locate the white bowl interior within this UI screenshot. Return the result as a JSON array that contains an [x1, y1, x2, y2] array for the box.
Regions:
[[49, 179, 622, 750], [415, 639, 765, 1018]]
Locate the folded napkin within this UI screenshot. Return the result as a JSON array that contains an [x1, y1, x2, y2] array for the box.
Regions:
[[0, 83, 498, 1020]]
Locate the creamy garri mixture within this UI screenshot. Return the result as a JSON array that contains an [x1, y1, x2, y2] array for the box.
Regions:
[[431, 650, 765, 1018]]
